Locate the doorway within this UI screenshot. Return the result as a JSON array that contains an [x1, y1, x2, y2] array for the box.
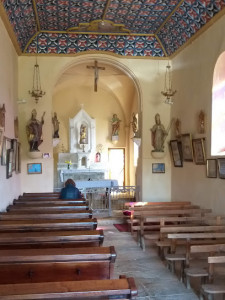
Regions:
[[108, 148, 125, 186]]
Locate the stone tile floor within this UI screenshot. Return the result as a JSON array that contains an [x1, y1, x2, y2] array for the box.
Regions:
[[98, 221, 199, 300], [95, 213, 225, 300]]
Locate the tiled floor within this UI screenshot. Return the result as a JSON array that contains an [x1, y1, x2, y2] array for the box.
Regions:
[[98, 221, 199, 300]]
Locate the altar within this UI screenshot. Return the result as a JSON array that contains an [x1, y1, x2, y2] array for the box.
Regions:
[[56, 108, 110, 188]]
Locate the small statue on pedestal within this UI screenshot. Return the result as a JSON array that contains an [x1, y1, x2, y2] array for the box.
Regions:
[[26, 109, 45, 152], [151, 113, 167, 152], [52, 112, 60, 138]]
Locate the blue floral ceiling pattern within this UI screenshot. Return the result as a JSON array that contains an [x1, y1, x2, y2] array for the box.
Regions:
[[1, 0, 225, 57]]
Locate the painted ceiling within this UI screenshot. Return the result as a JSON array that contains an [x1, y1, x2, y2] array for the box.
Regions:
[[1, 0, 225, 57]]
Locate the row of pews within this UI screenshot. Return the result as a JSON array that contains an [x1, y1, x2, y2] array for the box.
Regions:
[[0, 192, 138, 299], [125, 201, 225, 299]]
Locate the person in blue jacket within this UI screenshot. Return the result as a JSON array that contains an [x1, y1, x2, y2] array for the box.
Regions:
[[60, 178, 82, 199]]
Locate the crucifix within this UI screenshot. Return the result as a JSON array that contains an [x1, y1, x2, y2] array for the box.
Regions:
[[87, 60, 105, 92]]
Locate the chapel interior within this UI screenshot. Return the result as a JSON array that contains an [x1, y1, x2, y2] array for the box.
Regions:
[[0, 0, 225, 298]]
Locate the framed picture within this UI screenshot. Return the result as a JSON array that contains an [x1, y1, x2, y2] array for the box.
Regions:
[[16, 142, 21, 173], [1, 137, 11, 166], [181, 133, 193, 162], [192, 138, 206, 165], [152, 163, 165, 173], [11, 139, 17, 171], [27, 163, 42, 174], [6, 149, 13, 179], [169, 140, 183, 167], [218, 158, 225, 179], [206, 159, 217, 178], [0, 128, 3, 157]]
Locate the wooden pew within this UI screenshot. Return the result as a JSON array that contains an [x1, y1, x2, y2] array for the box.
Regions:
[[200, 256, 225, 300], [23, 192, 60, 196], [0, 210, 93, 220], [0, 246, 116, 283], [0, 276, 138, 299], [13, 199, 87, 205], [184, 244, 225, 289], [0, 218, 98, 232], [125, 201, 192, 209], [133, 209, 212, 249], [0, 229, 104, 249], [7, 204, 89, 212], [165, 232, 225, 281], [19, 195, 60, 200]]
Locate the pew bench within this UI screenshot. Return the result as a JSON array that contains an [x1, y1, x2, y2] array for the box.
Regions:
[[133, 209, 212, 251], [0, 229, 104, 249], [125, 201, 192, 209], [165, 232, 225, 281], [200, 255, 225, 300], [0, 210, 93, 220], [184, 244, 225, 290], [0, 246, 116, 283], [0, 218, 98, 232], [13, 199, 87, 205], [0, 276, 138, 299], [7, 205, 90, 213]]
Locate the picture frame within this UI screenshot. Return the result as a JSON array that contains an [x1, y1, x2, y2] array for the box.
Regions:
[[0, 128, 3, 157], [181, 133, 193, 162], [192, 138, 206, 165], [206, 159, 217, 178], [6, 149, 13, 179], [218, 158, 225, 179], [16, 142, 21, 173], [27, 163, 42, 174], [1, 137, 11, 166], [11, 139, 17, 171], [169, 140, 183, 167], [152, 163, 165, 173]]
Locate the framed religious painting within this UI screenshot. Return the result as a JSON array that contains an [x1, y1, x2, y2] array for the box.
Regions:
[[27, 163, 42, 174], [206, 159, 217, 178], [6, 149, 13, 178], [11, 139, 17, 171], [181, 133, 193, 162], [16, 142, 21, 173], [192, 138, 206, 165], [152, 163, 165, 173], [1, 137, 11, 166], [218, 158, 225, 179], [169, 140, 183, 167], [0, 128, 3, 157]]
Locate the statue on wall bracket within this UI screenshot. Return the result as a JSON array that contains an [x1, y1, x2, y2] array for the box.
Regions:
[[111, 114, 121, 143], [26, 109, 45, 152]]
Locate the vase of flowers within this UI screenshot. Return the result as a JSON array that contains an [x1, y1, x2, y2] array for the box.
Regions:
[[65, 160, 72, 169]]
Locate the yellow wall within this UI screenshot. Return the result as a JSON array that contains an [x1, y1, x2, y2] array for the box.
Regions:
[[171, 14, 225, 214], [0, 18, 21, 211], [18, 54, 171, 200]]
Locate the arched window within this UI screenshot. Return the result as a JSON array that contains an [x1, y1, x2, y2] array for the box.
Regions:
[[211, 52, 225, 156]]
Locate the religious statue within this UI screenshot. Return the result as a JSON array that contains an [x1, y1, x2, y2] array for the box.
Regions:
[[198, 110, 205, 134], [111, 114, 121, 137], [52, 112, 60, 138], [131, 113, 138, 136], [26, 109, 45, 152], [80, 124, 87, 144], [151, 113, 167, 152], [0, 104, 6, 130]]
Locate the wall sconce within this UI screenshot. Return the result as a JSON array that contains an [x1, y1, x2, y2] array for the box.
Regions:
[[161, 62, 177, 105]]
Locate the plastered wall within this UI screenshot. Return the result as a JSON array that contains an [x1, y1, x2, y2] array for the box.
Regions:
[[18, 54, 171, 200], [0, 18, 21, 211], [171, 14, 225, 214]]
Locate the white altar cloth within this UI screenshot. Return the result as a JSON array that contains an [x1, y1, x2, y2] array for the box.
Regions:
[[75, 180, 118, 189]]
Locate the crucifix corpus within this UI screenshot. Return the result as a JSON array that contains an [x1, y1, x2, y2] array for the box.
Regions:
[[87, 61, 105, 92]]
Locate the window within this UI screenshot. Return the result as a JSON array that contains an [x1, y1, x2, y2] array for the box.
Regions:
[[211, 52, 225, 156]]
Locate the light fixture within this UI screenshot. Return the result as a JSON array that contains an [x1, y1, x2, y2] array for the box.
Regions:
[[29, 33, 45, 103], [161, 62, 177, 105]]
